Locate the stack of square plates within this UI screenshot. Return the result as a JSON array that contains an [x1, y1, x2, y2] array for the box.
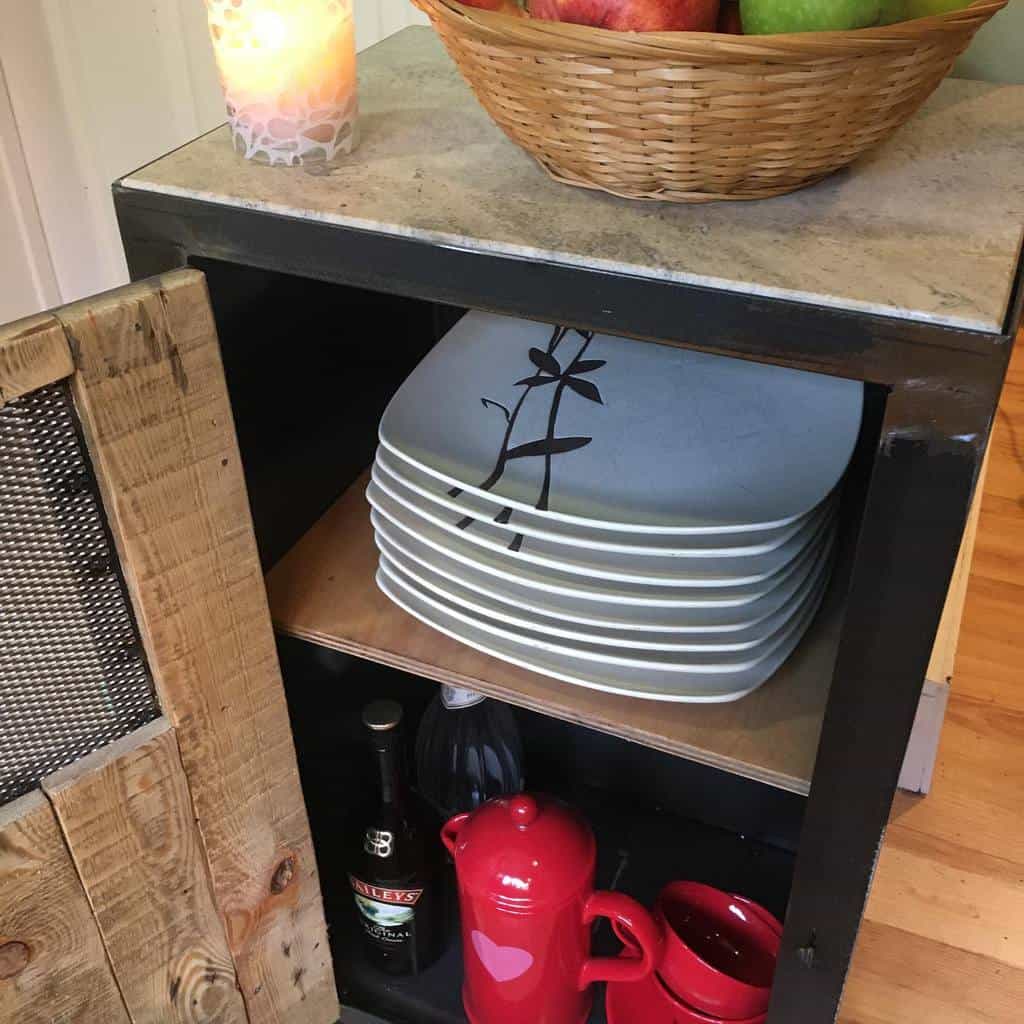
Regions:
[[367, 312, 863, 703]]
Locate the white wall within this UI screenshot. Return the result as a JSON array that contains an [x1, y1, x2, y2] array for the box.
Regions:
[[955, 0, 1024, 85], [0, 0, 425, 317], [0, 0, 1015, 321], [0, 64, 60, 322]]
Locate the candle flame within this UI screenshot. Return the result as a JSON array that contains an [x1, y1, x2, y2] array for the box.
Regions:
[[250, 10, 289, 50], [209, 1, 353, 94]]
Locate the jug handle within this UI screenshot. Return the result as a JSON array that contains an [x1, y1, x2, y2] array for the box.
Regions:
[[441, 813, 471, 856], [579, 891, 664, 989]]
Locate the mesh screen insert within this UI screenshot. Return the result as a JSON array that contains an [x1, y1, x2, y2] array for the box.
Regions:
[[0, 383, 159, 804]]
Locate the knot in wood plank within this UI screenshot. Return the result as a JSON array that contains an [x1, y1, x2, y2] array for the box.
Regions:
[[0, 940, 31, 979], [270, 855, 297, 895]]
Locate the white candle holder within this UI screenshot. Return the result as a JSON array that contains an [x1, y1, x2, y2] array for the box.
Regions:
[[205, 0, 358, 165]]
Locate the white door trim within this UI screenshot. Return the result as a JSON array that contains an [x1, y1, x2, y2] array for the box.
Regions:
[[0, 60, 60, 321]]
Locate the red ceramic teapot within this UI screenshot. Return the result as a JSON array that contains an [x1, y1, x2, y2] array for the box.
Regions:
[[442, 794, 663, 1024]]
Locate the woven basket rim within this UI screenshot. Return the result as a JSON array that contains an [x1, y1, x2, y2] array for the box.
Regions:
[[415, 0, 1006, 202], [416, 0, 1006, 60]]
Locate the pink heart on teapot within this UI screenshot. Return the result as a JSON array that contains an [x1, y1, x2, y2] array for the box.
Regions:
[[471, 930, 534, 983]]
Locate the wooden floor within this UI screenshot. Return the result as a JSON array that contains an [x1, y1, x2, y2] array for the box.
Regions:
[[839, 338, 1024, 1024]]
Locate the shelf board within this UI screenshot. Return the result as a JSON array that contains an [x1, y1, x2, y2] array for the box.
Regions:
[[265, 472, 842, 795]]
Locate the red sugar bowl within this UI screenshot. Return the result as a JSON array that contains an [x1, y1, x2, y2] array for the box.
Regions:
[[655, 882, 781, 1019], [612, 881, 781, 1021], [606, 968, 767, 1024]]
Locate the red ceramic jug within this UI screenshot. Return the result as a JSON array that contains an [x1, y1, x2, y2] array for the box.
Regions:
[[442, 794, 663, 1024]]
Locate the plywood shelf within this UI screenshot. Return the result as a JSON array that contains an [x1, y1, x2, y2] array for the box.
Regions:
[[265, 472, 844, 795]]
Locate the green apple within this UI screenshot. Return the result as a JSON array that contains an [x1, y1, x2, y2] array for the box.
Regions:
[[740, 0, 881, 32], [880, 0, 965, 22]]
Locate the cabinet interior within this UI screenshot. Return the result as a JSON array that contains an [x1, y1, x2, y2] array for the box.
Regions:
[[196, 256, 886, 1023]]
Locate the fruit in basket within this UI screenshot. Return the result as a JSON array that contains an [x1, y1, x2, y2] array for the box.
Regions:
[[461, 0, 524, 10], [718, 1, 743, 29], [529, 0, 719, 32], [880, 0, 966, 21], [739, 0, 880, 32]]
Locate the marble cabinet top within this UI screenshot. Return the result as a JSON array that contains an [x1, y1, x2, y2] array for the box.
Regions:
[[123, 28, 1024, 333]]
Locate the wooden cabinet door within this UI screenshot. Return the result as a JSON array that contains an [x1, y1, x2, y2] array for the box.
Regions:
[[0, 270, 338, 1024]]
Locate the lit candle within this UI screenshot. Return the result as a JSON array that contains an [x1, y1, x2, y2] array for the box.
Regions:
[[205, 0, 358, 165]]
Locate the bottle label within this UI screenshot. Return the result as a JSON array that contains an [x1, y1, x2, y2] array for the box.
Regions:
[[364, 828, 394, 858], [442, 685, 486, 709], [350, 876, 424, 947]]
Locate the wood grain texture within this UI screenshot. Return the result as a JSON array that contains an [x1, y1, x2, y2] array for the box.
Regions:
[[948, 362, 1024, 712], [840, 333, 1024, 1023], [0, 790, 129, 1024], [982, 370, 1023, 505], [42, 719, 249, 1024], [926, 449, 990, 685], [892, 697, 1024, 863], [265, 470, 843, 795], [842, 921, 1024, 1024], [0, 312, 74, 407], [969, 494, 1024, 589], [954, 575, 1024, 713], [62, 270, 337, 1024], [863, 825, 1024, 969]]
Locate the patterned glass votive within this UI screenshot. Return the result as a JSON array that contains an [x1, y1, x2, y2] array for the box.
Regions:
[[205, 0, 358, 165]]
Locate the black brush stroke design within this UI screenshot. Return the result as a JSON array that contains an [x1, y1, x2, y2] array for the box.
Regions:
[[451, 326, 605, 550]]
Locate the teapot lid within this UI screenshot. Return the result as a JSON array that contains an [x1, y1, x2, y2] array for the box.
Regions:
[[449, 794, 596, 909]]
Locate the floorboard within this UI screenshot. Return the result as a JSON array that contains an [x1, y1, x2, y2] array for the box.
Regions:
[[954, 576, 1024, 712], [842, 921, 1024, 1024]]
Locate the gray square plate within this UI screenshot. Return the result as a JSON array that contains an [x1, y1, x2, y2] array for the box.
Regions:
[[368, 470, 831, 587], [380, 311, 862, 533], [369, 507, 833, 634], [376, 555, 831, 703]]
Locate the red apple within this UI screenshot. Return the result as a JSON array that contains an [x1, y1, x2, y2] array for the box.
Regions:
[[461, 0, 519, 10], [529, 0, 719, 31], [717, 1, 742, 30]]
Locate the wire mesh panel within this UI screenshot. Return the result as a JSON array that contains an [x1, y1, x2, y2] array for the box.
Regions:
[[0, 383, 159, 805]]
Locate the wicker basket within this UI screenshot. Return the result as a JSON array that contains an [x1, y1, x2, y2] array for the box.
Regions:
[[411, 0, 1006, 202]]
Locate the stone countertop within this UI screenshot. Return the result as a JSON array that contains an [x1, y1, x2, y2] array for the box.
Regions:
[[122, 28, 1024, 334]]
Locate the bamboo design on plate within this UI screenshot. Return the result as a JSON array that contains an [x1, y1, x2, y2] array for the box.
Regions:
[[449, 325, 605, 551]]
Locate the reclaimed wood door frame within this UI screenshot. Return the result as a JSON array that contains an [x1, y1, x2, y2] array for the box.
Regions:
[[0, 269, 338, 1024]]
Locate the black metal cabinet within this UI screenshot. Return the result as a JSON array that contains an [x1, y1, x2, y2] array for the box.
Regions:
[[112, 31, 1024, 1022]]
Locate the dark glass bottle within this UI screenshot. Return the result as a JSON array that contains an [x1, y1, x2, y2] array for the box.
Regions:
[[415, 686, 525, 819], [349, 700, 445, 975]]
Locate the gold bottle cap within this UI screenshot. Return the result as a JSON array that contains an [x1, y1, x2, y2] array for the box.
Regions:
[[362, 699, 403, 732]]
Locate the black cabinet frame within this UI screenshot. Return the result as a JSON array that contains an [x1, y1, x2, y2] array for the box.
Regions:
[[114, 180, 1023, 1023]]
